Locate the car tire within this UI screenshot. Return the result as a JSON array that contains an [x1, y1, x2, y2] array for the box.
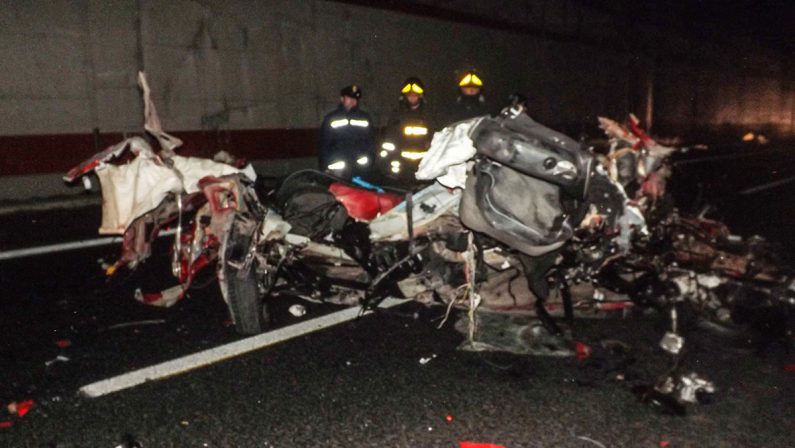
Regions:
[[221, 215, 270, 335]]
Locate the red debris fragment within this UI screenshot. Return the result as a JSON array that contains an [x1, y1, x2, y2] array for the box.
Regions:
[[784, 363, 795, 373], [575, 341, 592, 361], [0, 421, 12, 429], [459, 442, 506, 448], [54, 339, 72, 348], [660, 441, 670, 447], [596, 301, 634, 311], [15, 400, 34, 418], [445, 415, 454, 422]]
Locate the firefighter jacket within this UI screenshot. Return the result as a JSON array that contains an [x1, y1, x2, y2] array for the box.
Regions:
[[448, 93, 490, 124], [318, 105, 376, 169], [384, 101, 434, 151]]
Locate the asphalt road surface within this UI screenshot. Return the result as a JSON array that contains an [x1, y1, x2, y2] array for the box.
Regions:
[[2, 211, 794, 447]]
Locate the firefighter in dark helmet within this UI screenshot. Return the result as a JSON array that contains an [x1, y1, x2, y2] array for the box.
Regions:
[[449, 69, 489, 123], [318, 84, 376, 178], [378, 77, 433, 183]]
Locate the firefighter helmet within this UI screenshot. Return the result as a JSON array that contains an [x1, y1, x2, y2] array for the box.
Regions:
[[400, 77, 425, 95]]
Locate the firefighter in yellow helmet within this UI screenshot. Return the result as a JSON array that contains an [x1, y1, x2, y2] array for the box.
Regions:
[[449, 69, 489, 123], [378, 77, 434, 184]]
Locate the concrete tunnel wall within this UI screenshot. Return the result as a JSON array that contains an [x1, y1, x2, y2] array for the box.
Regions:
[[0, 0, 792, 202]]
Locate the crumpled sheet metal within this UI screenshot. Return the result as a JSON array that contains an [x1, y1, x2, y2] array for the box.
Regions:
[[138, 71, 183, 154], [368, 182, 461, 241], [416, 117, 483, 189], [95, 154, 250, 235], [95, 146, 182, 234]]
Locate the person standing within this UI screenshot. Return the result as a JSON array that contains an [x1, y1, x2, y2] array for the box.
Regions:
[[378, 77, 434, 181], [318, 85, 376, 178], [448, 69, 489, 123]]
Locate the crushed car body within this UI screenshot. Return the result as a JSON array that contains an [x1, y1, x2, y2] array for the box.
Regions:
[[66, 74, 793, 412]]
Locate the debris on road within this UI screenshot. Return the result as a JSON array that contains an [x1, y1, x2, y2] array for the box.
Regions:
[[104, 319, 167, 331], [575, 341, 592, 361], [458, 442, 507, 448], [44, 354, 71, 367], [288, 304, 307, 317], [2, 399, 36, 428], [419, 354, 437, 365], [54, 339, 72, 348]]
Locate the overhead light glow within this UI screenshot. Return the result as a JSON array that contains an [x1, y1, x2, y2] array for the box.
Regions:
[[381, 142, 396, 151], [380, 150, 388, 158], [356, 156, 369, 165]]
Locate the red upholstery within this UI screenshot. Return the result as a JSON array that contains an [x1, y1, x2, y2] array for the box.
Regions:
[[328, 183, 403, 221]]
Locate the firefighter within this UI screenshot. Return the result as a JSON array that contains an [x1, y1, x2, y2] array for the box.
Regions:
[[318, 84, 376, 178], [378, 77, 433, 182], [449, 69, 489, 123]]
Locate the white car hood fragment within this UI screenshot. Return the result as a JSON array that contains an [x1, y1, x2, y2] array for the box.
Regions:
[[415, 117, 484, 189]]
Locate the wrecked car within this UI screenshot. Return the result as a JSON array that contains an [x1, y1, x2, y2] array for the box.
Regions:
[[67, 74, 793, 412]]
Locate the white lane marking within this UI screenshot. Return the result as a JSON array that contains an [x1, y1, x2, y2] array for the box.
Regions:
[[79, 298, 411, 398], [0, 229, 177, 261]]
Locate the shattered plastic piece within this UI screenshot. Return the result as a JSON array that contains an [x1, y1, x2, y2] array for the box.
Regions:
[[288, 304, 307, 317], [135, 285, 185, 307], [660, 442, 670, 448], [784, 363, 795, 373], [45, 355, 71, 367], [459, 442, 507, 448], [659, 331, 684, 355], [419, 354, 437, 365], [54, 339, 72, 348], [575, 341, 592, 361], [7, 400, 34, 418], [445, 415, 454, 422], [675, 372, 716, 404], [0, 421, 12, 429], [15, 400, 33, 418]]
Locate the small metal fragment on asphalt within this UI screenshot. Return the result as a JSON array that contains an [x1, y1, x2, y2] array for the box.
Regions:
[[419, 354, 437, 365], [105, 319, 166, 331], [288, 304, 307, 317], [45, 355, 71, 367]]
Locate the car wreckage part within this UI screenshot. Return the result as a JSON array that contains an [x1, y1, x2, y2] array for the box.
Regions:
[[219, 213, 270, 335]]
